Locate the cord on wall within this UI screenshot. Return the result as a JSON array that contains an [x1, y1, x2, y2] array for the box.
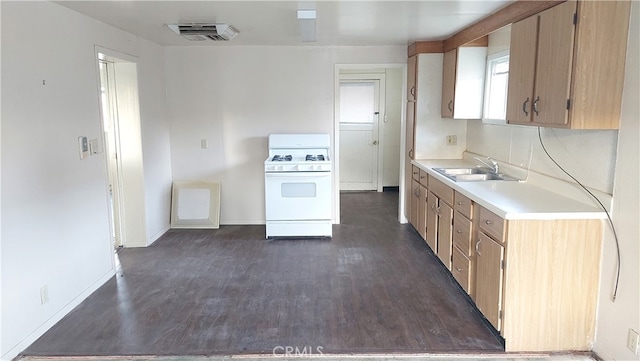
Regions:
[[537, 127, 621, 302]]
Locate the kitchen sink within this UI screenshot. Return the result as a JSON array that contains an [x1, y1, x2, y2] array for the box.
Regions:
[[433, 167, 518, 182]]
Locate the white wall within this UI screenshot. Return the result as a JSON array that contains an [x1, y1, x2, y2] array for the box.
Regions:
[[138, 41, 173, 242], [594, 3, 640, 359], [164, 45, 406, 224], [414, 54, 467, 159], [382, 68, 403, 187], [0, 2, 172, 359]]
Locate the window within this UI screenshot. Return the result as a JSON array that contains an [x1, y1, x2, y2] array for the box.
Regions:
[[339, 81, 376, 124], [483, 51, 510, 123]]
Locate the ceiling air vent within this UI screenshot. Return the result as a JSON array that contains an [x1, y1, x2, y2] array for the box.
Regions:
[[167, 23, 239, 41]]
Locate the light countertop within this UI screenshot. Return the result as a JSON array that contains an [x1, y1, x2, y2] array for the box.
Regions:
[[412, 159, 606, 220]]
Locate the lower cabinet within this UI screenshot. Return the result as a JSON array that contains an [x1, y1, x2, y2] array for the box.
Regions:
[[425, 191, 438, 252], [408, 165, 603, 352], [474, 231, 504, 331], [436, 202, 453, 270]]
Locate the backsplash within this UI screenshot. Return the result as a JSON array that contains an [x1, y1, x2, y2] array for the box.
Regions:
[[466, 121, 618, 195]]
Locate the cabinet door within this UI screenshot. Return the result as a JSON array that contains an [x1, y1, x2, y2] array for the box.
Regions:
[[409, 179, 420, 229], [533, 0, 577, 126], [425, 191, 439, 252], [475, 232, 504, 331], [441, 49, 457, 118], [418, 185, 428, 240], [407, 55, 417, 102], [437, 202, 453, 270], [506, 15, 538, 125], [403, 103, 416, 221]]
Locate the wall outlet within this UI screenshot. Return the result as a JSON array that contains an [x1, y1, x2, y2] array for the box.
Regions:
[[446, 135, 457, 146], [628, 329, 639, 354], [40, 285, 49, 305]]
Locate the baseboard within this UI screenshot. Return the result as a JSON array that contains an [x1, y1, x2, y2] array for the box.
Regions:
[[1, 269, 116, 361], [148, 224, 170, 246]]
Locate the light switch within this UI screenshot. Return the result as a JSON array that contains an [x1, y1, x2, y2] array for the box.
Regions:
[[201, 139, 208, 149], [78, 136, 89, 159]]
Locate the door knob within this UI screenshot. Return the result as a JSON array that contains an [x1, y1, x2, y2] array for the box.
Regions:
[[372, 140, 378, 145]]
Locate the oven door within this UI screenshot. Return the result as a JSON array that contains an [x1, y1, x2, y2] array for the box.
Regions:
[[265, 172, 332, 221]]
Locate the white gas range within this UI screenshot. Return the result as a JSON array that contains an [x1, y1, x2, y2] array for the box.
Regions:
[[264, 134, 333, 238]]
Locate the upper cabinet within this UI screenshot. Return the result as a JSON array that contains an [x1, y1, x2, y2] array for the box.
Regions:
[[407, 55, 417, 102], [441, 42, 488, 119], [506, 0, 631, 129]]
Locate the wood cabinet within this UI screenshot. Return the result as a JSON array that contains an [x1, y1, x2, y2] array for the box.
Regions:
[[409, 166, 428, 239], [472, 205, 603, 352], [407, 167, 604, 351], [404, 55, 418, 222], [425, 190, 438, 252], [423, 176, 455, 269], [452, 191, 475, 295], [475, 231, 505, 331], [441, 45, 487, 119], [440, 49, 456, 118], [407, 55, 417, 102], [506, 0, 631, 129]]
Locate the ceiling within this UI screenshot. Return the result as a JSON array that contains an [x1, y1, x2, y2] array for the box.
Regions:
[[55, 1, 513, 46]]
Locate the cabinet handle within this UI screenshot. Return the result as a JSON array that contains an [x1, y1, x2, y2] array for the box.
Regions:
[[533, 96, 540, 116], [485, 219, 493, 225], [435, 206, 441, 215], [522, 97, 530, 116], [455, 267, 463, 273], [409, 149, 414, 158], [457, 201, 464, 206], [448, 100, 453, 112], [475, 238, 482, 256], [410, 86, 415, 97], [456, 229, 462, 234]]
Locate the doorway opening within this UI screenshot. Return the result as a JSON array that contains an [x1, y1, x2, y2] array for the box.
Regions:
[[334, 65, 407, 224], [96, 48, 148, 249]]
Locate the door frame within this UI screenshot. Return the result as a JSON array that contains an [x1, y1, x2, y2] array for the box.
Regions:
[[338, 74, 383, 191], [94, 46, 148, 251], [333, 63, 408, 224]]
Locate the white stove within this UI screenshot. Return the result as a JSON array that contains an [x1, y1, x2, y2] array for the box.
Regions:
[[264, 134, 333, 238]]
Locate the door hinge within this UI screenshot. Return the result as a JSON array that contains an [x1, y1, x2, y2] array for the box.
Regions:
[[499, 310, 503, 320], [573, 13, 577, 25], [501, 260, 505, 270], [566, 99, 571, 110]]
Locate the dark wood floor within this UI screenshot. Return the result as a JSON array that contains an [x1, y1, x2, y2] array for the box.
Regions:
[[23, 191, 503, 356]]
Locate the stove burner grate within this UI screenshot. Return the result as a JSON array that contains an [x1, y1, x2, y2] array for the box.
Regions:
[[272, 155, 292, 162]]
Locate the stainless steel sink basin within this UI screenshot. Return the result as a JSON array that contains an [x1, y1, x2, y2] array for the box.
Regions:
[[433, 167, 518, 182], [433, 167, 493, 175]]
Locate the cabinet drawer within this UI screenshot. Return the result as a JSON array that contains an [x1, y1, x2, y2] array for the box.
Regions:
[[452, 247, 471, 294], [412, 165, 420, 181], [428, 175, 454, 206], [453, 212, 473, 257], [418, 169, 429, 187], [454, 192, 473, 219], [479, 207, 505, 243]]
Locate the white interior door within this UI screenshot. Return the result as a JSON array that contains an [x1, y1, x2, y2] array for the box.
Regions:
[[339, 79, 380, 191]]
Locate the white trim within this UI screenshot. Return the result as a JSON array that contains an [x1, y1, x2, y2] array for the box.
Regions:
[[0, 270, 115, 361], [334, 63, 407, 224], [148, 224, 171, 246], [482, 50, 510, 125]]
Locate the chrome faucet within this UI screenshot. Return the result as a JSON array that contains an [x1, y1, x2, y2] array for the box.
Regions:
[[474, 156, 499, 174]]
